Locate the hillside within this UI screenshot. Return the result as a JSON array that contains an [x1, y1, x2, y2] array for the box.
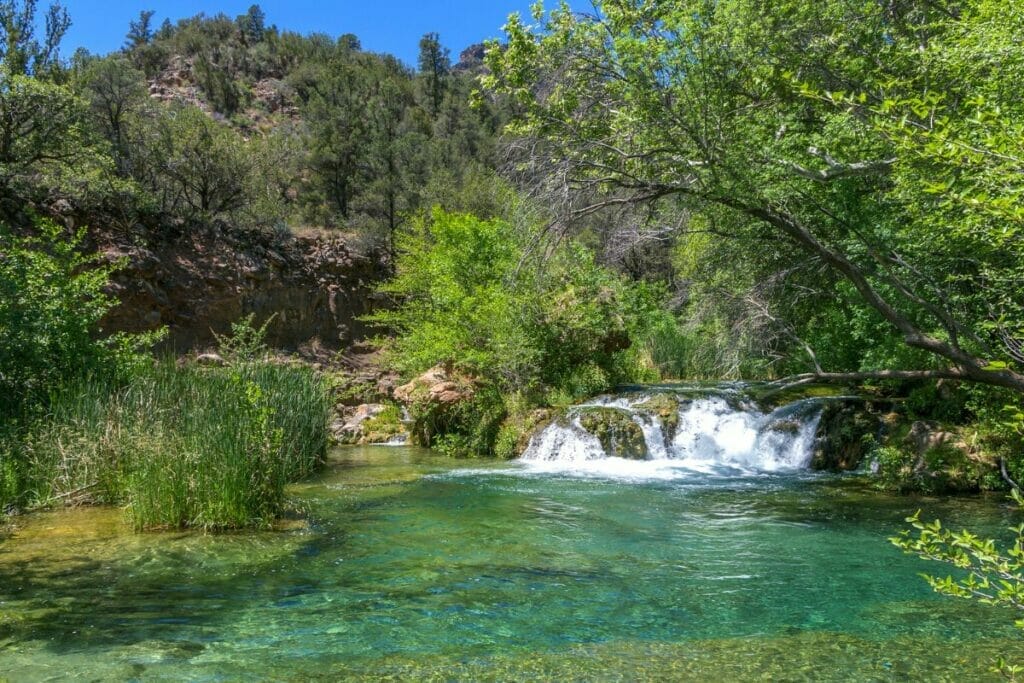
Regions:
[[0, 7, 507, 350]]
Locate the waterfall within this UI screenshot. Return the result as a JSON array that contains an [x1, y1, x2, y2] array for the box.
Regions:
[[519, 390, 823, 477]]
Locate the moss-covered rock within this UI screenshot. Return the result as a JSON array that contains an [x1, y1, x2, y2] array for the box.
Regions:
[[360, 404, 407, 444], [634, 393, 680, 443], [494, 409, 554, 460], [393, 365, 477, 447], [811, 401, 880, 471], [331, 402, 407, 445], [872, 421, 996, 493], [578, 407, 647, 460], [767, 418, 802, 435], [750, 383, 850, 411]]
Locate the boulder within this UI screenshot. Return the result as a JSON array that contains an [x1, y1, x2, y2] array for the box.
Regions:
[[905, 421, 984, 492], [578, 407, 648, 460], [394, 366, 474, 406], [331, 403, 409, 445], [767, 418, 802, 435], [906, 420, 960, 456], [195, 352, 227, 366], [634, 393, 680, 444], [393, 365, 476, 446]]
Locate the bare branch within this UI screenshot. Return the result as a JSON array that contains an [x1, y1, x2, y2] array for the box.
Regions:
[[763, 368, 970, 395], [782, 147, 897, 182]]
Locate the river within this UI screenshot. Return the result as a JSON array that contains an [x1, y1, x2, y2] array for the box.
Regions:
[[1, 438, 1022, 680]]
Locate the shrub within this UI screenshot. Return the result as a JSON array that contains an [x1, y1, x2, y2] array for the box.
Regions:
[[0, 218, 158, 511], [369, 209, 667, 455], [0, 219, 148, 418]]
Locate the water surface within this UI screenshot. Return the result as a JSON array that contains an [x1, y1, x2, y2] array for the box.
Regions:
[[1, 446, 1021, 680]]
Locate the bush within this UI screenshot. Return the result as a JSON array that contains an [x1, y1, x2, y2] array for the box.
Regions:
[[0, 218, 158, 511], [0, 219, 148, 418], [369, 209, 667, 455]]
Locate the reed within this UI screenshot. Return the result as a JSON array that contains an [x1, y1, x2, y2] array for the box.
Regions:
[[22, 359, 330, 529]]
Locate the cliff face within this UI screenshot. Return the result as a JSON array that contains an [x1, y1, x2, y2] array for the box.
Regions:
[[96, 224, 388, 352]]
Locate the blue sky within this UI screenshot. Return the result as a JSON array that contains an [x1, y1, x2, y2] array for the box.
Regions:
[[59, 1, 587, 66]]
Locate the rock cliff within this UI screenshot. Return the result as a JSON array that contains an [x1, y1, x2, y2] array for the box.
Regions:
[[94, 223, 388, 351]]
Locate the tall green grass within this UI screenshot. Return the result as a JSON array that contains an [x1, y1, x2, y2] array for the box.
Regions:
[[0, 427, 23, 512], [21, 360, 330, 530]]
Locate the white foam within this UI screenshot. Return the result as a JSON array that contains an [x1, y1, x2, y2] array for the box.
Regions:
[[518, 394, 823, 479]]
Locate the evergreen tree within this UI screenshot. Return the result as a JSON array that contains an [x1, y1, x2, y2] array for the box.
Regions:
[[416, 32, 449, 117], [237, 4, 265, 45], [0, 0, 70, 76], [124, 9, 154, 49]]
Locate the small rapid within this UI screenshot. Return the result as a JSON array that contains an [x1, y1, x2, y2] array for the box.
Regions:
[[519, 389, 823, 479]]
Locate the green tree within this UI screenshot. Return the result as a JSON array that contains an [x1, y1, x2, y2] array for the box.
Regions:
[[133, 105, 254, 221], [236, 4, 266, 45], [363, 56, 418, 250], [123, 9, 154, 50], [0, 218, 138, 416], [77, 55, 146, 175], [373, 206, 654, 398], [194, 53, 242, 115], [0, 73, 86, 214], [417, 32, 449, 117], [301, 52, 369, 221], [484, 0, 1024, 396], [370, 205, 667, 454], [0, 0, 69, 76]]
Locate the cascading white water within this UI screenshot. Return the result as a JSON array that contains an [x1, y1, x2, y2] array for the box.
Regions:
[[519, 392, 823, 477]]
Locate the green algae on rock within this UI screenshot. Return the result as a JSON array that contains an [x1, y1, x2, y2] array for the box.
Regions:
[[634, 393, 681, 443], [577, 406, 647, 459]]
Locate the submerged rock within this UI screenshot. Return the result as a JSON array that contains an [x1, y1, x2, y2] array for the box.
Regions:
[[577, 407, 647, 460]]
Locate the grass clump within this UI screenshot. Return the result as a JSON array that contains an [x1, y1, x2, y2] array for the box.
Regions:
[[23, 360, 330, 530], [0, 219, 330, 527]]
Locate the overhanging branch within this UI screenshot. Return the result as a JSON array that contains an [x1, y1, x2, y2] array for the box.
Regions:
[[782, 147, 897, 182], [764, 369, 969, 395]]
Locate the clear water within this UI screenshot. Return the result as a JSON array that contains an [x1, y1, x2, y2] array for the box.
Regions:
[[1, 445, 1022, 681]]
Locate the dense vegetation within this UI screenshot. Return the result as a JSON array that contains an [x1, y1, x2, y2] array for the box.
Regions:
[[0, 2, 498, 522], [484, 0, 1024, 646], [22, 358, 328, 529], [0, 0, 1022, 672], [0, 3, 503, 245], [0, 0, 1021, 515], [368, 205, 670, 456], [484, 0, 1024, 474], [0, 216, 329, 526]]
